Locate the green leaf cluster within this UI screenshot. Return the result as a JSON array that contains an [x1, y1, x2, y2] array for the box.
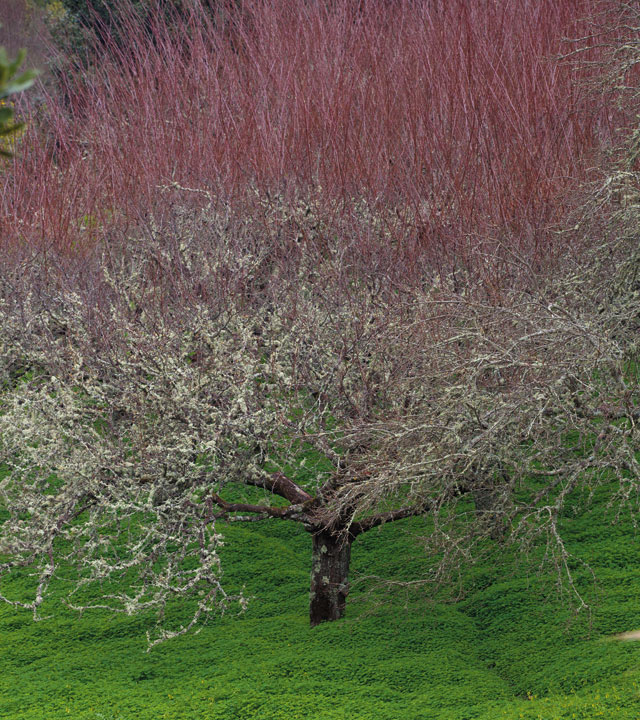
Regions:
[[0, 43, 38, 158]]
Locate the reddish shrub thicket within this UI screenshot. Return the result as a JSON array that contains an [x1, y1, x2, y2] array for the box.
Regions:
[[0, 0, 626, 276]]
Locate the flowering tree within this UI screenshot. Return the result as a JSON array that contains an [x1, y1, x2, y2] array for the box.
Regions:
[[0, 187, 637, 645]]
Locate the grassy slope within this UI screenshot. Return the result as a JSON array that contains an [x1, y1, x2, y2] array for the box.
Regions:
[[1, 489, 640, 720]]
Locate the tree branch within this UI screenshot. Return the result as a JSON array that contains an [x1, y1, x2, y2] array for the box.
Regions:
[[351, 501, 434, 537], [210, 493, 310, 523], [243, 471, 314, 505]]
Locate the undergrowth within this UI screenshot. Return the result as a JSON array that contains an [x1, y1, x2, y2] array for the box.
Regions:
[[1, 483, 639, 719]]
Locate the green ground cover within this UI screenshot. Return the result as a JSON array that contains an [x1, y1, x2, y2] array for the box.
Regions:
[[1, 485, 640, 719]]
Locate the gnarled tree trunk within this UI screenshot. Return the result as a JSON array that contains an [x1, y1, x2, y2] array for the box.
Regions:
[[309, 528, 352, 627]]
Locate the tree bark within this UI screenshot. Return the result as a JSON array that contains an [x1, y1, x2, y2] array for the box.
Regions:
[[309, 528, 352, 627]]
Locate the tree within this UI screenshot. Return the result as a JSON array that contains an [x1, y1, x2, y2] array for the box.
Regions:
[[0, 186, 637, 646], [0, 40, 38, 157]]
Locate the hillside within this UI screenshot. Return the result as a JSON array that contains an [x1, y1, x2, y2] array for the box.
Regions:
[[2, 486, 639, 720]]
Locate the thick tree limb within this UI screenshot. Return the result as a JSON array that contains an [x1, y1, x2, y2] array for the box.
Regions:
[[210, 493, 310, 523], [243, 471, 314, 504]]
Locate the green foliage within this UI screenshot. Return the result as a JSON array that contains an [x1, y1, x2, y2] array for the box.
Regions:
[[45, 0, 234, 74], [0, 43, 38, 158], [59, 0, 175, 27], [2, 485, 640, 719], [51, 0, 189, 53]]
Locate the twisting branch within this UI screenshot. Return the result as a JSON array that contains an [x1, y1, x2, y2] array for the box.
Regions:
[[243, 471, 314, 504], [210, 494, 311, 523]]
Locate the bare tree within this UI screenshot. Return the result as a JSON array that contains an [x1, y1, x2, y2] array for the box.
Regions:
[[0, 186, 637, 646]]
